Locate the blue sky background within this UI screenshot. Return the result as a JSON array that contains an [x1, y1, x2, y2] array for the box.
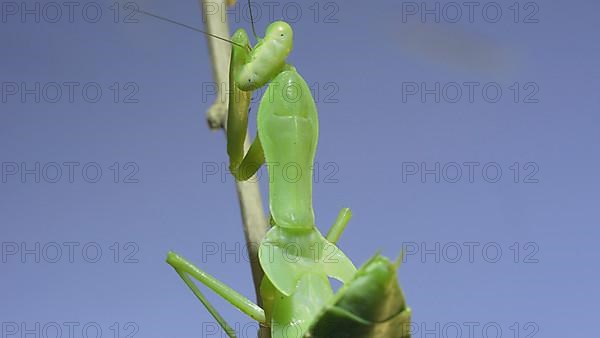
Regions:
[[1, 0, 598, 337]]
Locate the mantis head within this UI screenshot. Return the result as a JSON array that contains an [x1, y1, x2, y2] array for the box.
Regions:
[[131, 7, 294, 93], [234, 21, 294, 91]]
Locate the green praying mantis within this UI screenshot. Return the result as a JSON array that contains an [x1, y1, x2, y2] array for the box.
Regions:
[[140, 3, 411, 337]]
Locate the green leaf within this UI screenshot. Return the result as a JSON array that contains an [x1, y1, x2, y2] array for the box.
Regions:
[[307, 254, 412, 338]]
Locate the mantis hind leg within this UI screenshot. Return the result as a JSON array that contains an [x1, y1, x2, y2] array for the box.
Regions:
[[166, 251, 266, 327], [326, 207, 352, 244], [174, 269, 237, 338]]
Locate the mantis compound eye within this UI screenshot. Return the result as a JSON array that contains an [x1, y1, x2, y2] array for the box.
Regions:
[[266, 21, 293, 45]]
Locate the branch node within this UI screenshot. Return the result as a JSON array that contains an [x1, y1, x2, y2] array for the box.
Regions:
[[207, 100, 227, 130]]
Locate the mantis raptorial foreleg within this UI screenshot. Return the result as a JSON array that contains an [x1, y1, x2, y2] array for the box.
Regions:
[[226, 29, 265, 181]]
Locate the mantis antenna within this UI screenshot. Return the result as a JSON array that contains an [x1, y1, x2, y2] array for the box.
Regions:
[[246, 0, 259, 41], [133, 7, 247, 48]]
